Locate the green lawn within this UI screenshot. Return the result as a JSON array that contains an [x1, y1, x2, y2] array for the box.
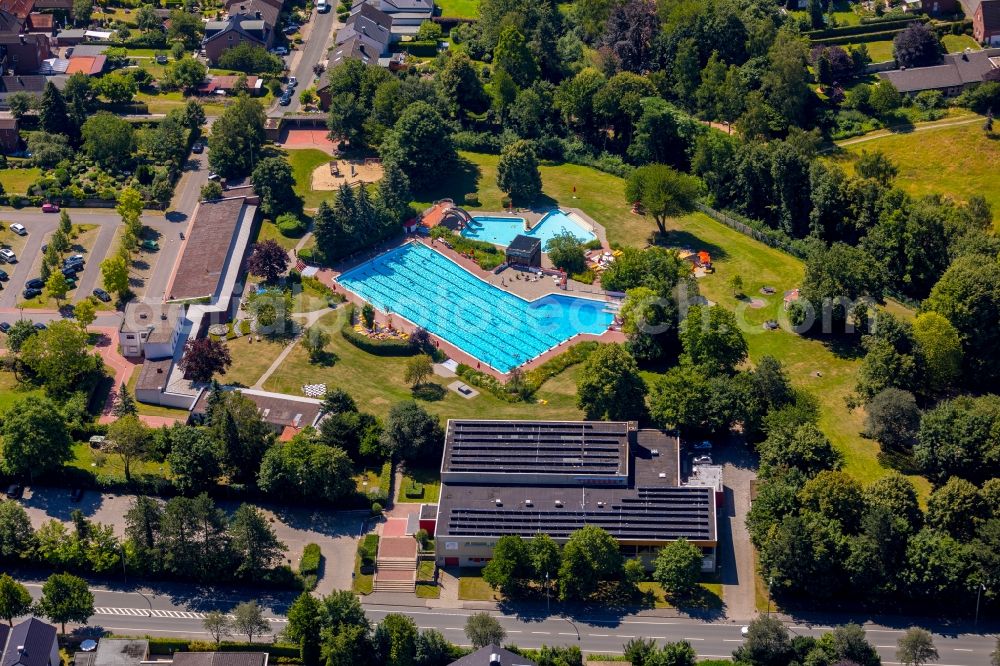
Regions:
[[0, 168, 40, 194], [222, 336, 289, 387], [942, 34, 981, 53], [436, 0, 479, 18], [0, 372, 43, 413], [262, 310, 585, 421], [257, 218, 302, 250], [458, 568, 501, 601], [398, 466, 441, 503], [418, 151, 928, 496], [285, 149, 336, 210], [637, 581, 724, 610], [834, 122, 1000, 227], [846, 39, 894, 62], [69, 441, 169, 480]]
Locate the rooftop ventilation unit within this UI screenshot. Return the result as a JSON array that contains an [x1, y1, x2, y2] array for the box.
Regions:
[[650, 448, 659, 456], [524, 499, 532, 507], [658, 472, 667, 478], [554, 500, 563, 508], [494, 498, 502, 507]]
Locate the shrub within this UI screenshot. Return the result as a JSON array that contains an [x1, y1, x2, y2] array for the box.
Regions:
[[299, 543, 322, 590], [415, 529, 430, 549], [405, 480, 424, 498], [464, 192, 480, 206], [371, 502, 383, 516], [341, 304, 417, 356], [275, 212, 306, 237]]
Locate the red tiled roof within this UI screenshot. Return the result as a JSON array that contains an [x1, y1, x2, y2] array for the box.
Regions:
[[65, 54, 105, 75], [0, 0, 34, 19]]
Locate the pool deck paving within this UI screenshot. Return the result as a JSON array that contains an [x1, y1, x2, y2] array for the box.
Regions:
[[321, 234, 625, 380]]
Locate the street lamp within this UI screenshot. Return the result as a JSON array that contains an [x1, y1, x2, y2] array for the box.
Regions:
[[117, 543, 127, 586], [974, 583, 986, 626], [545, 571, 550, 616], [766, 577, 774, 616]]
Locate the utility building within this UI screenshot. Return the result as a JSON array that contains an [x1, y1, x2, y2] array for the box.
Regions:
[[430, 420, 718, 571]]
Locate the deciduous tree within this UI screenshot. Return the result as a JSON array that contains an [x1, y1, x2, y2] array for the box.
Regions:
[[625, 164, 703, 238], [232, 601, 270, 643], [897, 627, 938, 666], [464, 612, 506, 649], [576, 343, 647, 421], [178, 337, 232, 383], [0, 574, 32, 626], [251, 156, 299, 217], [37, 572, 94, 634], [653, 539, 702, 600], [496, 139, 542, 204], [246, 240, 290, 283]]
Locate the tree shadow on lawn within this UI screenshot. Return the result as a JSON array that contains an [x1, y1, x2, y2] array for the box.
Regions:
[[412, 157, 481, 204], [657, 229, 730, 261], [877, 445, 923, 476], [412, 382, 445, 401]]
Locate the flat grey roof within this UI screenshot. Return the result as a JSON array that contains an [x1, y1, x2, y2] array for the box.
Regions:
[[443, 420, 629, 477]]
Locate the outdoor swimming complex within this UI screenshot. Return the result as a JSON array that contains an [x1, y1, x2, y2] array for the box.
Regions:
[[461, 210, 597, 247], [337, 242, 614, 372]]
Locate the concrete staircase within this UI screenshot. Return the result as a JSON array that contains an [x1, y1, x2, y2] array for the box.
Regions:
[[373, 557, 417, 592]]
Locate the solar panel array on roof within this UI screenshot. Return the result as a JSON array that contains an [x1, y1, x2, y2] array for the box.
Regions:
[[445, 420, 627, 476], [442, 486, 713, 541]]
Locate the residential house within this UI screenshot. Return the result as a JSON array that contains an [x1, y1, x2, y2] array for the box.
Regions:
[[0, 109, 19, 153], [351, 0, 431, 37], [120, 302, 185, 359], [202, 14, 272, 64], [0, 32, 51, 73], [0, 74, 46, 104], [197, 73, 263, 95], [336, 2, 392, 53], [878, 47, 1000, 95], [961, 0, 1000, 44], [447, 646, 537, 666], [31, 0, 70, 12], [192, 387, 324, 439], [0, 0, 32, 19], [0, 619, 60, 666], [74, 639, 149, 666], [224, 0, 282, 31]]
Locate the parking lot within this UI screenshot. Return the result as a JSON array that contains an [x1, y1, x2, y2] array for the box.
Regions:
[[13, 486, 363, 593]]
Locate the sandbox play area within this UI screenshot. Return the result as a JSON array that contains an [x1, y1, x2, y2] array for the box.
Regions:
[[311, 158, 385, 191]]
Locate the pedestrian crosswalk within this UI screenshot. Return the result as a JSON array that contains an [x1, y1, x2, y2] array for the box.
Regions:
[[93, 607, 288, 623]]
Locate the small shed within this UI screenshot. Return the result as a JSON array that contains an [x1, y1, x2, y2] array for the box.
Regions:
[[505, 234, 541, 268]]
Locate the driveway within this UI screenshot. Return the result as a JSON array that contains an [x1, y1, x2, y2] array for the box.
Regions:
[[16, 487, 363, 593], [714, 442, 759, 621]]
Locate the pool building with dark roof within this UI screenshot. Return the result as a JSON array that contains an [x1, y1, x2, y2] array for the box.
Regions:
[[432, 420, 719, 570]]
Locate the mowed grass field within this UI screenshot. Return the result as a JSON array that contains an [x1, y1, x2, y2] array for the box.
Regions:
[[286, 148, 337, 210], [0, 168, 41, 194], [410, 151, 928, 495], [263, 310, 585, 422], [833, 122, 1000, 227], [436, 0, 479, 17]]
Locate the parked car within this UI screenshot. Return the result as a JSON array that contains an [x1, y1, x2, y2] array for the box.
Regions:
[[33, 322, 46, 330], [155, 53, 168, 64], [283, 24, 299, 34], [207, 172, 220, 181], [9, 223, 26, 236], [287, 76, 298, 88], [271, 46, 289, 55], [62, 266, 79, 278], [70, 488, 84, 502], [317, 0, 330, 12], [141, 239, 159, 251], [64, 253, 84, 265], [692, 454, 713, 465], [5, 484, 22, 499], [93, 288, 111, 302], [0, 248, 15, 263], [192, 142, 204, 154], [41, 202, 59, 213], [22, 287, 40, 299], [693, 440, 712, 450], [25, 277, 43, 289], [0, 322, 10, 333], [278, 94, 292, 106], [0, 269, 8, 281]]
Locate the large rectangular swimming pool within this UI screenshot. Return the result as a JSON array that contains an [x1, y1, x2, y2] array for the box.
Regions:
[[462, 209, 597, 247], [336, 243, 614, 372]]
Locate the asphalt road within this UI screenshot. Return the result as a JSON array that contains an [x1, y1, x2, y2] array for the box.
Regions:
[[276, 6, 338, 114], [10, 579, 999, 664]]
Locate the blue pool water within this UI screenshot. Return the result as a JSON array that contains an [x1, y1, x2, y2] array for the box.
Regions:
[[337, 243, 614, 372], [462, 210, 597, 248]]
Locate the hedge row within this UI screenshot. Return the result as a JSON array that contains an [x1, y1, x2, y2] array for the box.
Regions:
[[377, 461, 393, 503], [298, 543, 322, 591], [806, 16, 920, 39], [810, 28, 906, 45], [340, 304, 420, 356], [145, 639, 299, 658], [456, 340, 600, 403], [401, 40, 439, 57]]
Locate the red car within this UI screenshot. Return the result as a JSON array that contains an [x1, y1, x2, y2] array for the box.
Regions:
[[41, 202, 59, 213]]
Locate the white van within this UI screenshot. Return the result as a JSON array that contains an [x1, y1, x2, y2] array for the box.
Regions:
[[317, 0, 330, 12]]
